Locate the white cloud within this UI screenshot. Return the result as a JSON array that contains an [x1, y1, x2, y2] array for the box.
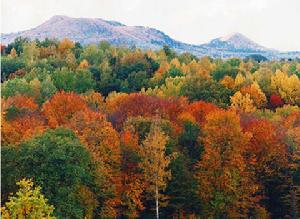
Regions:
[[1, 0, 300, 51]]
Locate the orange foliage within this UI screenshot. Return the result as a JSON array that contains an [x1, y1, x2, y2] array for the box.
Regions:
[[120, 130, 146, 217], [79, 59, 89, 69], [2, 114, 45, 145], [42, 91, 88, 128], [184, 101, 219, 126], [82, 91, 105, 112], [2, 95, 38, 113], [196, 110, 260, 217], [58, 38, 74, 55], [67, 109, 121, 217]]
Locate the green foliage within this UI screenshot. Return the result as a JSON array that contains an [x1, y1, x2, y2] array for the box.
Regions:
[[179, 121, 203, 164], [164, 154, 202, 217], [5, 37, 30, 55], [212, 61, 240, 81], [2, 78, 35, 98], [52, 68, 95, 93], [121, 71, 150, 92], [1, 57, 26, 81], [180, 76, 233, 107], [2, 128, 96, 218], [80, 44, 104, 65]]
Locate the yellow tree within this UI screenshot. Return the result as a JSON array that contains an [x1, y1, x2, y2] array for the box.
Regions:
[[9, 48, 17, 58], [230, 91, 256, 112], [22, 42, 40, 64], [240, 82, 267, 108], [271, 70, 300, 105], [234, 73, 246, 89], [139, 124, 172, 219], [79, 59, 89, 69], [1, 179, 55, 219], [58, 38, 74, 57]]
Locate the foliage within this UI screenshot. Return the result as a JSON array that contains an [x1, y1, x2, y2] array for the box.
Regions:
[[1, 179, 56, 219], [2, 38, 300, 218], [2, 128, 96, 218]]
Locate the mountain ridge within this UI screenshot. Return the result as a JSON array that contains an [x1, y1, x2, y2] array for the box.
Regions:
[[1, 15, 299, 59]]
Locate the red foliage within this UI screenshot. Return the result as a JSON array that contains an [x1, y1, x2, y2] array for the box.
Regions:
[[243, 118, 288, 175], [110, 93, 187, 130], [0, 44, 6, 54], [269, 94, 284, 109]]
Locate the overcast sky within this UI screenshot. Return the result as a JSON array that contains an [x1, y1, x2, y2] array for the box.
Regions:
[[1, 0, 300, 51]]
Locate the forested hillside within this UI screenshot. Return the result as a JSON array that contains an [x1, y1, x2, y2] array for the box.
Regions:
[[1, 37, 300, 218]]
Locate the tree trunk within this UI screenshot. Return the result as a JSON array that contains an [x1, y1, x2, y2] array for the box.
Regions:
[[156, 183, 159, 219], [290, 184, 297, 219]]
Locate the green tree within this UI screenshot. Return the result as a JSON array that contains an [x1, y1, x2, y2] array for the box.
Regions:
[[3, 128, 96, 218], [180, 76, 233, 107], [1, 57, 25, 81]]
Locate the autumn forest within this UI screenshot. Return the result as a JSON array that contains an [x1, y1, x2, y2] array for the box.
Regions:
[[1, 37, 300, 218]]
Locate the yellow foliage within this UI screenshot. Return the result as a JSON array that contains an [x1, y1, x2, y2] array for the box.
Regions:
[[79, 59, 89, 69], [9, 48, 17, 58], [170, 58, 181, 68], [230, 91, 256, 112], [221, 76, 235, 89], [234, 73, 246, 88], [240, 82, 267, 108], [271, 70, 300, 105]]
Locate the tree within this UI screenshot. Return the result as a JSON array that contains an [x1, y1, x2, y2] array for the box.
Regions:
[[80, 44, 103, 65], [271, 70, 300, 105], [230, 91, 256, 112], [1, 179, 55, 219], [22, 42, 40, 64], [9, 48, 17, 58], [165, 153, 202, 218], [42, 91, 88, 127], [196, 110, 260, 218], [79, 59, 89, 69], [269, 94, 284, 109], [212, 61, 239, 81], [67, 110, 121, 217], [240, 82, 267, 108], [120, 130, 146, 218], [1, 57, 25, 82], [180, 76, 232, 107], [58, 38, 74, 55], [139, 124, 172, 219], [5, 128, 96, 218]]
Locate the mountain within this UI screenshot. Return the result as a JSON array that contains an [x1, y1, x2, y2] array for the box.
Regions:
[[1, 15, 299, 59], [203, 32, 270, 52], [1, 15, 201, 54]]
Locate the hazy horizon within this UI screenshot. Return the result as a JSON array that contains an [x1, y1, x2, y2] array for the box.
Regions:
[[1, 0, 300, 51]]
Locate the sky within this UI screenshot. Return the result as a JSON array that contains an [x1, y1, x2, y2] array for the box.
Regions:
[[1, 0, 300, 51]]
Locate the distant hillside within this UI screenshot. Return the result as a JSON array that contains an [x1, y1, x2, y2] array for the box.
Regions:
[[1, 15, 299, 59]]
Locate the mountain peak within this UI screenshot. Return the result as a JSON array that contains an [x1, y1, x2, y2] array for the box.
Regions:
[[220, 32, 246, 41], [48, 15, 70, 21], [207, 32, 267, 52]]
